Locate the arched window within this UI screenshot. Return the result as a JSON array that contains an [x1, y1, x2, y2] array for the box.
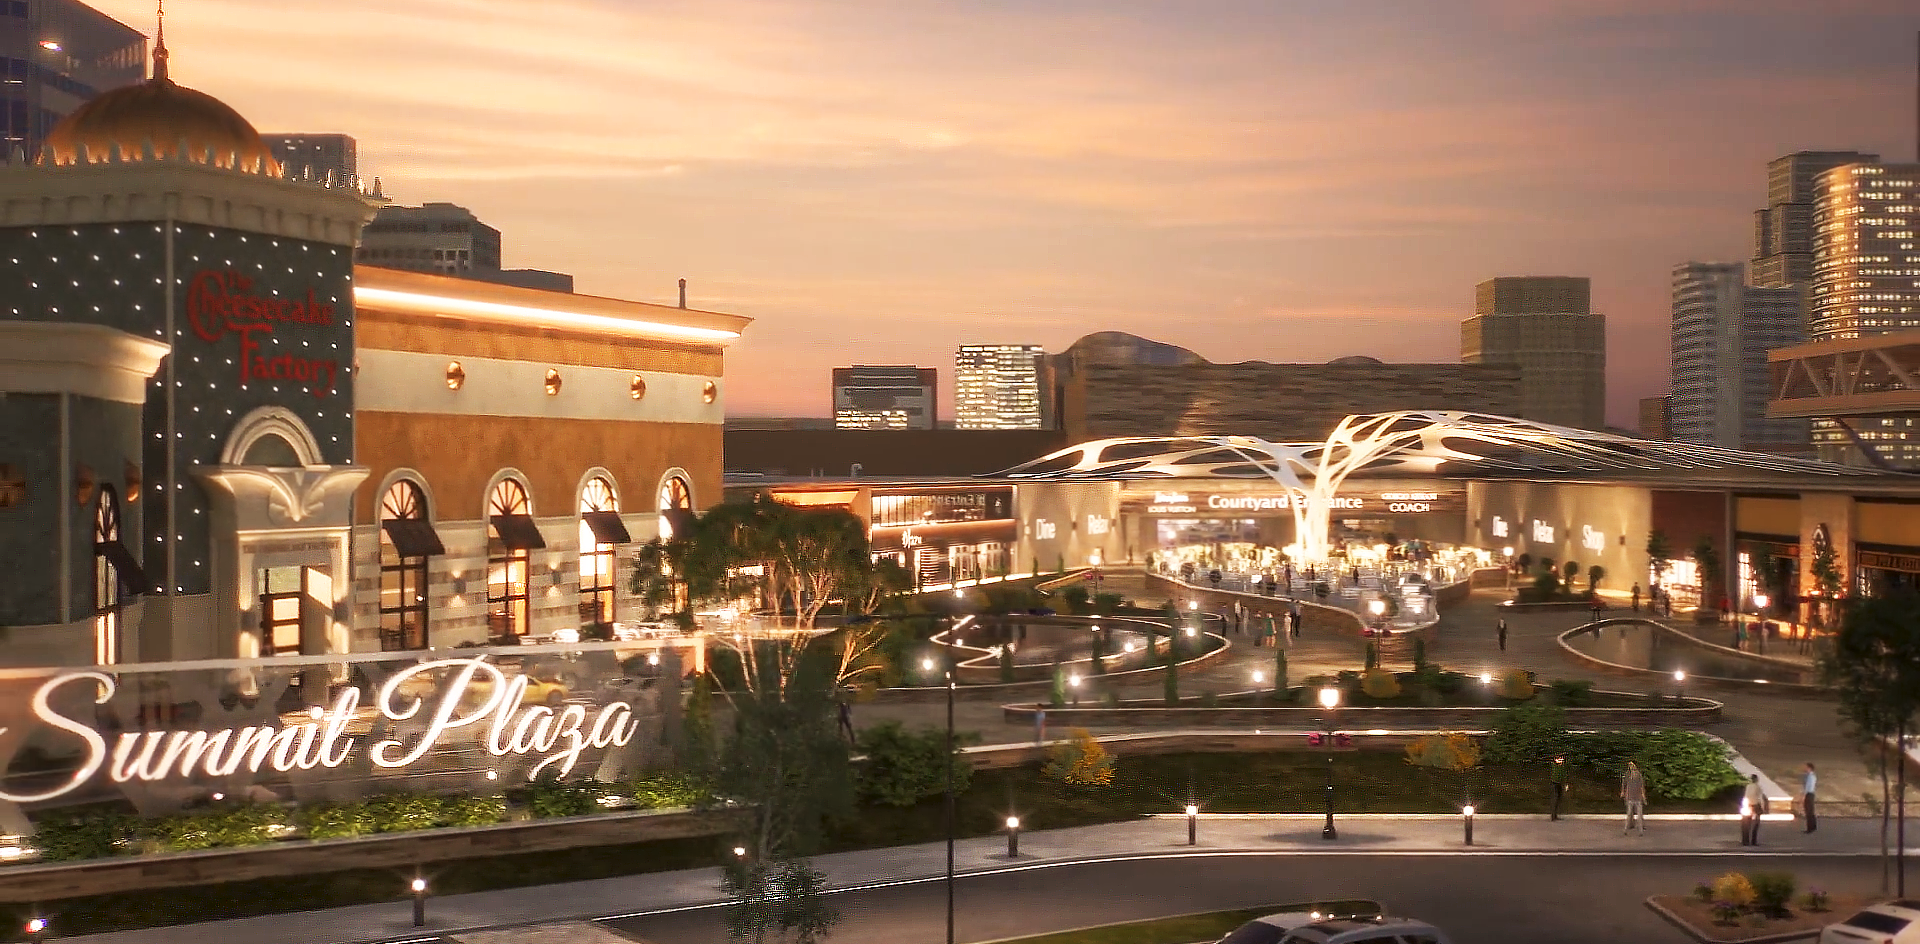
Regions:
[[578, 476, 627, 628], [378, 479, 433, 651], [657, 474, 693, 540], [487, 478, 539, 640], [93, 486, 125, 665]]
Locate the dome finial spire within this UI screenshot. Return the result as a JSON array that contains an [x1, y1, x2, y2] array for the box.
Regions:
[[152, 0, 169, 83]]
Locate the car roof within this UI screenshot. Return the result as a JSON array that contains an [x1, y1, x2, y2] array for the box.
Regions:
[[1866, 899, 1920, 917], [1282, 917, 1437, 942]]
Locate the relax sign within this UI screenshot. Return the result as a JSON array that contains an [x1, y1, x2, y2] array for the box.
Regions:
[[0, 658, 641, 804]]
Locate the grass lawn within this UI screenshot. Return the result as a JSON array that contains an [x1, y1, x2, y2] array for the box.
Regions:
[[989, 901, 1382, 944], [0, 751, 1735, 940]]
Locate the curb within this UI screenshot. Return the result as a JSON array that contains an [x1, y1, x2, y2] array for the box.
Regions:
[[1644, 895, 1821, 944]]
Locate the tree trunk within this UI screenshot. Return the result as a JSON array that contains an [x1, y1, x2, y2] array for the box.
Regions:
[[1884, 744, 1893, 894], [1901, 723, 1909, 897]]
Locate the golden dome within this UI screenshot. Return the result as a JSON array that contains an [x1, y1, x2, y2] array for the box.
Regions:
[[40, 39, 279, 175]]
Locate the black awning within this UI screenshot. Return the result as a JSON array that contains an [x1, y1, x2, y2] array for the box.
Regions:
[[95, 539, 149, 596], [581, 510, 632, 545], [491, 514, 548, 551], [659, 507, 699, 541], [382, 518, 447, 558]]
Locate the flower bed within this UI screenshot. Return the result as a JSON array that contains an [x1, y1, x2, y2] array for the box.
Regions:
[[1648, 870, 1868, 943]]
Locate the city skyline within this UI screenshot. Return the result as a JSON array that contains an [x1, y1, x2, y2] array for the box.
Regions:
[[87, 0, 1919, 425]]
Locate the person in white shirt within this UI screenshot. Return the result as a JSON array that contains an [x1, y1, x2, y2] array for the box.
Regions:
[[1802, 762, 1818, 833], [1741, 774, 1767, 846]]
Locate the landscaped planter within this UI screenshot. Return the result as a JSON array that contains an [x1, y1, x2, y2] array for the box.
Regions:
[[1000, 697, 1723, 728], [0, 805, 746, 903], [1557, 620, 1827, 696], [868, 632, 1231, 704]]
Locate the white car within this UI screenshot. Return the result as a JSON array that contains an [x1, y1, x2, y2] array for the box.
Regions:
[[1219, 909, 1450, 944], [1819, 900, 1920, 944]]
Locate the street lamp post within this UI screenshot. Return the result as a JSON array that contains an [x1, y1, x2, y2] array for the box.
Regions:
[[1319, 686, 1340, 840], [1753, 592, 1770, 654], [1185, 803, 1199, 845], [1673, 669, 1686, 703], [1463, 805, 1475, 845], [411, 875, 428, 928], [1367, 598, 1386, 635], [1005, 816, 1021, 858], [922, 650, 958, 944]]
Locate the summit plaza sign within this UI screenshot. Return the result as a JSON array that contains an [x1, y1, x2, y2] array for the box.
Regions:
[[0, 658, 641, 804]]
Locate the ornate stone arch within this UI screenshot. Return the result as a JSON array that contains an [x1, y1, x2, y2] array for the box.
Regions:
[[483, 468, 535, 520], [221, 406, 324, 468], [375, 468, 437, 522], [656, 467, 694, 512], [576, 467, 621, 509]]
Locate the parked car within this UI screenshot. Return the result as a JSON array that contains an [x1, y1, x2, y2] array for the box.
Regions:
[[1819, 900, 1920, 943], [1218, 910, 1449, 944]]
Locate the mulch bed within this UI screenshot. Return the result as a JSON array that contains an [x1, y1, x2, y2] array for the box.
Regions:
[[1649, 894, 1875, 943]]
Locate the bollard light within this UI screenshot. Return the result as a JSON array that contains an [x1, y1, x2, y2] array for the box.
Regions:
[[1186, 804, 1199, 846], [1673, 669, 1687, 702], [1184, 626, 1196, 637], [733, 845, 747, 859], [411, 875, 428, 928], [1189, 600, 1198, 611], [1479, 672, 1493, 685], [1463, 805, 1475, 845], [25, 917, 46, 939], [1006, 816, 1021, 858], [1068, 674, 1082, 705], [922, 657, 936, 672]]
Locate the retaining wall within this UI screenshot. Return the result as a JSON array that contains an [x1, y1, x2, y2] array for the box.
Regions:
[[1000, 698, 1723, 728]]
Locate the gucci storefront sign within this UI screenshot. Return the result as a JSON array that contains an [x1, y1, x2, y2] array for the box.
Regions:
[[0, 658, 640, 804]]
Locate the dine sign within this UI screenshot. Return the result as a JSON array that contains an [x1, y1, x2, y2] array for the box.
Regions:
[[0, 658, 641, 803]]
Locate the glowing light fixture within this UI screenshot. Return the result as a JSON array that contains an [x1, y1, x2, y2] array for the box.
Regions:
[[545, 369, 562, 396], [354, 286, 743, 343], [445, 361, 465, 390]]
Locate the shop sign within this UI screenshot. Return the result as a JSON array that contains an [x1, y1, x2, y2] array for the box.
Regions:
[[901, 530, 924, 548], [1582, 525, 1605, 552], [1531, 520, 1555, 543], [1858, 550, 1920, 573], [1490, 516, 1509, 538], [1034, 519, 1058, 540], [1204, 495, 1365, 511], [187, 269, 343, 398], [1148, 492, 1196, 514], [1086, 514, 1111, 536], [0, 659, 639, 804]]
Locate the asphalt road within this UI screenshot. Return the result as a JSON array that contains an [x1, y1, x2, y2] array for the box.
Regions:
[[604, 853, 1888, 944]]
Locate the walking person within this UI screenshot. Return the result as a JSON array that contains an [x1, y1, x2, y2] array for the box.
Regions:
[[1550, 755, 1569, 821], [1663, 593, 1673, 619], [1802, 762, 1818, 833], [836, 698, 856, 745], [1741, 774, 1767, 845], [1034, 706, 1047, 745], [1621, 761, 1647, 835], [1497, 617, 1508, 652], [1631, 583, 1642, 612]]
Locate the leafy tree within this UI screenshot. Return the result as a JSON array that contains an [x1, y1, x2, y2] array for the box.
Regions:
[[719, 648, 854, 864], [723, 858, 838, 944], [842, 557, 913, 617], [1531, 570, 1560, 598], [1809, 537, 1842, 629], [1646, 530, 1672, 587], [1692, 536, 1721, 605], [1060, 584, 1091, 615], [852, 721, 973, 807], [1820, 591, 1920, 892], [1587, 564, 1606, 594], [1539, 556, 1556, 576]]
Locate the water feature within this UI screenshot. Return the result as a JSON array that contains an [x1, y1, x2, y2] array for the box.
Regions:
[[1563, 621, 1812, 685]]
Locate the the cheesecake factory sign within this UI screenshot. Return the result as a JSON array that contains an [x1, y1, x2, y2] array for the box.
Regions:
[[0, 659, 640, 803]]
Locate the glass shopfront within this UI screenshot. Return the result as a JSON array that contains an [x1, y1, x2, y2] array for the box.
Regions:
[[1855, 545, 1920, 596]]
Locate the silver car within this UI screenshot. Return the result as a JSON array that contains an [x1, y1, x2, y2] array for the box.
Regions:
[[1219, 906, 1450, 944], [1819, 899, 1920, 944]]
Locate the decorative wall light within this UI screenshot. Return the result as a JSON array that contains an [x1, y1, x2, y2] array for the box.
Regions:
[[74, 464, 95, 505], [445, 361, 465, 390], [0, 464, 22, 509], [630, 375, 647, 400], [545, 369, 563, 396], [702, 381, 717, 404], [123, 461, 140, 502]]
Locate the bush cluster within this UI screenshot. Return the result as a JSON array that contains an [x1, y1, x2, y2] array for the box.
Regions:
[[1483, 704, 1745, 800], [1700, 870, 1799, 924], [854, 720, 973, 807], [1045, 728, 1115, 787]]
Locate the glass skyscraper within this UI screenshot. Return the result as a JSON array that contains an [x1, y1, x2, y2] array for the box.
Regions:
[[1, 0, 145, 160]]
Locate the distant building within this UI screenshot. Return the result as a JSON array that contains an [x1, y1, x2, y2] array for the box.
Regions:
[[1058, 358, 1521, 444], [2, 0, 146, 160], [832, 365, 936, 429], [1460, 276, 1607, 430], [723, 417, 836, 431], [723, 428, 1064, 478], [1808, 161, 1920, 467], [265, 132, 356, 183], [1752, 151, 1878, 289], [356, 202, 574, 293], [956, 344, 1050, 429], [1638, 396, 1671, 440], [1668, 262, 1807, 452]]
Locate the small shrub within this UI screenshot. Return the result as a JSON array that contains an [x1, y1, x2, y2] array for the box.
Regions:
[[515, 772, 602, 818], [1693, 882, 1714, 903], [30, 807, 136, 861], [1411, 638, 1427, 671], [1361, 668, 1401, 699], [1634, 730, 1744, 800], [1092, 592, 1123, 614], [631, 772, 713, 810], [1404, 732, 1480, 771], [1712, 872, 1755, 908], [855, 720, 972, 807], [1498, 669, 1535, 700], [1710, 901, 1742, 926], [1044, 728, 1115, 787], [1748, 871, 1796, 917], [1482, 703, 1569, 767], [143, 804, 280, 852], [1060, 585, 1091, 615], [1801, 889, 1830, 912], [1548, 679, 1594, 706]]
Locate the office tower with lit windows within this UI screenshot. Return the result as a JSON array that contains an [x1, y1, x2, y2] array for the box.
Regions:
[[955, 344, 1049, 429], [357, 202, 574, 293], [1808, 162, 1920, 466], [265, 132, 356, 183], [1, 0, 145, 160], [1459, 276, 1607, 429], [1669, 262, 1806, 452], [832, 365, 937, 429], [1753, 151, 1881, 289]]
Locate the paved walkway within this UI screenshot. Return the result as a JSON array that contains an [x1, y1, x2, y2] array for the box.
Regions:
[[59, 815, 1920, 944]]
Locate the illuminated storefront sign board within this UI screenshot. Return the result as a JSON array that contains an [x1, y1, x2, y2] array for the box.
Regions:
[[1491, 516, 1509, 538], [1532, 520, 1555, 543], [187, 269, 342, 397], [0, 659, 640, 804], [1086, 514, 1111, 535], [1034, 519, 1058, 540], [1582, 525, 1606, 552]]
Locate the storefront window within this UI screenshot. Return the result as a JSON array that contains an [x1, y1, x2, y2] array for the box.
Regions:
[[658, 474, 692, 538], [578, 477, 620, 628], [378, 480, 431, 651], [92, 486, 123, 665], [488, 478, 533, 639], [259, 566, 304, 656], [869, 488, 1013, 527]]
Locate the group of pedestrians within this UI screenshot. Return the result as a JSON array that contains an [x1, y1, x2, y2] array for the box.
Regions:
[[1628, 582, 1676, 618], [1552, 756, 1819, 844]]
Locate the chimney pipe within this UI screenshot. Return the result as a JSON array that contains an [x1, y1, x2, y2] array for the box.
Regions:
[[678, 278, 687, 309]]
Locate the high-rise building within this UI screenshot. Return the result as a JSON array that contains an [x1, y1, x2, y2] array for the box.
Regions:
[[1459, 276, 1607, 429], [1, 0, 145, 160], [265, 133, 356, 183], [1668, 262, 1806, 452], [955, 344, 1049, 429], [1638, 396, 1671, 440], [832, 365, 937, 429], [356, 202, 574, 293], [1752, 151, 1880, 288], [1807, 161, 1920, 466]]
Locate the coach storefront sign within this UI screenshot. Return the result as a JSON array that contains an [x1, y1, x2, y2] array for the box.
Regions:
[[0, 657, 649, 805]]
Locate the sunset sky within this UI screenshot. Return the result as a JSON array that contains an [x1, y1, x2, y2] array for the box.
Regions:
[[97, 0, 1918, 426]]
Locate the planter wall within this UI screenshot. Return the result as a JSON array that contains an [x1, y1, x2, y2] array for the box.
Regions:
[[999, 699, 1724, 729], [960, 731, 1417, 771], [1556, 621, 1828, 698], [0, 806, 748, 904], [866, 633, 1232, 705], [1145, 574, 1368, 637]]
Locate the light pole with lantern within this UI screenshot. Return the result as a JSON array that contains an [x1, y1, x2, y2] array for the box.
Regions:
[[1752, 592, 1770, 654], [1319, 686, 1340, 840], [1673, 669, 1687, 703], [1367, 598, 1386, 636], [920, 648, 958, 944]]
